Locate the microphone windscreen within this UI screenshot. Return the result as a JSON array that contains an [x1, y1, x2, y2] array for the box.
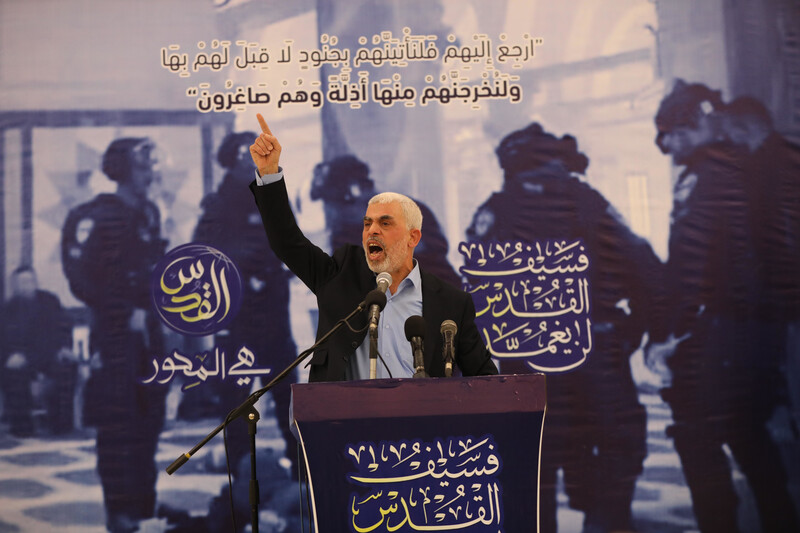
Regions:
[[376, 272, 393, 292], [404, 315, 426, 341], [440, 319, 457, 335], [364, 289, 387, 310]]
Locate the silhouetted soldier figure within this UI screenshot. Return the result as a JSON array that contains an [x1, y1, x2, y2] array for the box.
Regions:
[[721, 96, 800, 344], [190, 131, 299, 531], [1, 265, 75, 437], [467, 122, 660, 533], [721, 95, 800, 443], [61, 137, 168, 533], [652, 79, 799, 532], [311, 154, 463, 288]]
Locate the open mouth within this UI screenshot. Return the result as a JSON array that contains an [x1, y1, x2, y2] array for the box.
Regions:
[[367, 241, 385, 261]]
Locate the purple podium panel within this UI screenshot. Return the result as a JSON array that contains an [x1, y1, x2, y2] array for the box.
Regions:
[[291, 373, 547, 532]]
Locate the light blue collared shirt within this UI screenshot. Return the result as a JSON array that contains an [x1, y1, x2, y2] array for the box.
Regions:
[[346, 262, 423, 380]]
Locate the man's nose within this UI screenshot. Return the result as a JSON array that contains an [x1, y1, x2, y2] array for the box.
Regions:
[[655, 132, 670, 154]]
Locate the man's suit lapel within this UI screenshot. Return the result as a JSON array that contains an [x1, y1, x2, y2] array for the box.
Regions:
[[421, 270, 443, 371]]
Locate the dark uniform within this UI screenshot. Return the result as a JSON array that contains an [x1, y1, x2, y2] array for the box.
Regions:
[[1, 275, 75, 436], [654, 82, 800, 532], [61, 138, 168, 532], [467, 122, 660, 533], [189, 132, 299, 531], [743, 130, 800, 345]]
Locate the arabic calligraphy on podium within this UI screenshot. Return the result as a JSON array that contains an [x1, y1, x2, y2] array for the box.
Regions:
[[346, 435, 503, 531]]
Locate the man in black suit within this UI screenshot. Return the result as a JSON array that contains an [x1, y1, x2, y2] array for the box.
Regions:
[[1, 265, 75, 437], [248, 114, 497, 382]]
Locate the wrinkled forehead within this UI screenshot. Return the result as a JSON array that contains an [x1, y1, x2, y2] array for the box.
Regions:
[[364, 201, 405, 224]]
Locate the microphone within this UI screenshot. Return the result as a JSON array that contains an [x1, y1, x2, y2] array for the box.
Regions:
[[367, 272, 392, 379], [375, 271, 392, 293], [369, 272, 392, 333], [404, 315, 428, 378], [440, 320, 457, 378], [366, 290, 387, 334], [364, 289, 387, 379]]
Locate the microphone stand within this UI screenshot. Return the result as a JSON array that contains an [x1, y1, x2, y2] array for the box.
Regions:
[[369, 328, 379, 379], [246, 405, 260, 530], [165, 299, 369, 532], [364, 289, 386, 380], [412, 340, 429, 379]]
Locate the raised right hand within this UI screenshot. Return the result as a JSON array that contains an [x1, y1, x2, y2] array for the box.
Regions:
[[249, 113, 282, 176]]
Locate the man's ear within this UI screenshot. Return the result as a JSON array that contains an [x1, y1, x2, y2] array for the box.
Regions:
[[409, 228, 422, 248]]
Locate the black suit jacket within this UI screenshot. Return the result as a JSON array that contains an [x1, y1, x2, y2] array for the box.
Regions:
[[250, 177, 497, 382]]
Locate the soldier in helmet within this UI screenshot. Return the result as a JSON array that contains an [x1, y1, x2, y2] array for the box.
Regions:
[[311, 154, 462, 288], [720, 97, 800, 456], [466, 122, 661, 533], [188, 131, 300, 531], [719, 95, 800, 355], [61, 137, 169, 533], [650, 79, 799, 532]]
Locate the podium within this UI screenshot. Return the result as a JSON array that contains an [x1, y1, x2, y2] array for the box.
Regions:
[[291, 373, 547, 532]]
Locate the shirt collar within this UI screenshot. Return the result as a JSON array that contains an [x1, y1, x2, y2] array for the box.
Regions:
[[390, 259, 421, 297]]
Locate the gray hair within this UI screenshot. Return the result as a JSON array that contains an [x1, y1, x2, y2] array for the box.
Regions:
[[368, 192, 423, 231]]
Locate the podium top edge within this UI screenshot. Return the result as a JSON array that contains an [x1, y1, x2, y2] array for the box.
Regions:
[[291, 373, 546, 421]]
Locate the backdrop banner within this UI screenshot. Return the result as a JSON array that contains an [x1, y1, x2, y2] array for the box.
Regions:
[[1, 1, 798, 532]]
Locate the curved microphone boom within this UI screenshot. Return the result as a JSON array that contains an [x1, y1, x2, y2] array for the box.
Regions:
[[405, 315, 429, 378], [440, 319, 457, 378]]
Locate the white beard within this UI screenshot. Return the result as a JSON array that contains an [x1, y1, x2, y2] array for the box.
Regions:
[[364, 237, 407, 274]]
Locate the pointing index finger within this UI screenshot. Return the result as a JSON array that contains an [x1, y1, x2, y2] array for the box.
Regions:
[[256, 113, 272, 135]]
